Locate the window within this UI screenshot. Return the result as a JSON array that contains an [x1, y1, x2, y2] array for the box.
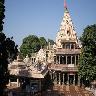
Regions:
[[66, 44, 70, 49], [71, 44, 74, 49], [67, 30, 70, 36]]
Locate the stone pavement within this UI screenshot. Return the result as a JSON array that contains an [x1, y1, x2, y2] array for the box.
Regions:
[[42, 85, 94, 96]]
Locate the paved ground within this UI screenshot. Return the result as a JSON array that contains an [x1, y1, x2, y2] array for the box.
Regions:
[[7, 85, 94, 96], [42, 85, 94, 96]]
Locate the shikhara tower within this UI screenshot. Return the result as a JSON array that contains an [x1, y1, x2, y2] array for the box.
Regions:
[[56, 0, 80, 49], [49, 0, 81, 85]]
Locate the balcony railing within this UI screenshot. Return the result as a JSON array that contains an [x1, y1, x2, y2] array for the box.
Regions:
[[56, 49, 81, 54], [49, 64, 78, 72]]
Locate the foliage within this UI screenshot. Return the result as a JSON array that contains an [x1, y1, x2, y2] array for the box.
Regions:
[[20, 35, 41, 57], [0, 0, 18, 95], [48, 38, 55, 45], [39, 37, 47, 48], [79, 24, 96, 82], [0, 0, 5, 32], [0, 33, 18, 95]]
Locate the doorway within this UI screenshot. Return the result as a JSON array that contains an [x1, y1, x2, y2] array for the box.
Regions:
[[69, 75, 74, 85]]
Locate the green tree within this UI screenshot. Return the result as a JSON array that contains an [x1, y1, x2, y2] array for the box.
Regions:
[[79, 24, 96, 85], [39, 37, 47, 48], [48, 39, 55, 45], [0, 0, 18, 95], [20, 35, 41, 57], [0, 0, 5, 32]]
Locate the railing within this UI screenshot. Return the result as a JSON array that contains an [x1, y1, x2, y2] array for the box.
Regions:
[[49, 64, 78, 72], [56, 49, 81, 54]]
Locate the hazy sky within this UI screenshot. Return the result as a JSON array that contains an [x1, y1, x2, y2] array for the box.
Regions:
[[4, 0, 96, 46]]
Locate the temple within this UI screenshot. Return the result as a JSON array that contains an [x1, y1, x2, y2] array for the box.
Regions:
[[48, 0, 81, 85], [8, 0, 82, 93]]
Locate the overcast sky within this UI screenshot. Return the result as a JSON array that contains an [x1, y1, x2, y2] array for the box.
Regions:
[[4, 0, 96, 46]]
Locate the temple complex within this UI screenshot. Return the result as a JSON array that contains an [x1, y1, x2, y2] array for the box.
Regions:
[[8, 0, 83, 94]]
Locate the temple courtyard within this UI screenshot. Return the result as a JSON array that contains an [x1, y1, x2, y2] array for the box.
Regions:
[[7, 85, 94, 96]]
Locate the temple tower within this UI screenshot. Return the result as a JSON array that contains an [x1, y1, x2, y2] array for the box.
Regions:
[[56, 0, 80, 49], [49, 0, 81, 85]]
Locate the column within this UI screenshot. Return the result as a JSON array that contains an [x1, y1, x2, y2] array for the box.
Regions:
[[73, 75, 75, 85], [70, 44, 72, 49], [63, 73, 65, 85], [53, 71, 55, 80], [78, 76, 80, 86], [54, 72, 57, 84], [59, 73, 61, 85], [56, 73, 58, 84], [78, 55, 79, 65], [9, 79, 11, 86], [66, 56, 67, 65], [67, 74, 69, 85], [75, 55, 76, 66], [74, 44, 75, 49], [56, 56, 57, 64], [71, 56, 73, 64], [59, 56, 60, 64], [17, 78, 19, 87]]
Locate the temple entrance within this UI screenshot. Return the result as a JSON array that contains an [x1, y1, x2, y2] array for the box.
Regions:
[[69, 75, 74, 85]]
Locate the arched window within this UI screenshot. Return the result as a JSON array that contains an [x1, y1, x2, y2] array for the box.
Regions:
[[67, 30, 70, 36], [66, 43, 70, 49]]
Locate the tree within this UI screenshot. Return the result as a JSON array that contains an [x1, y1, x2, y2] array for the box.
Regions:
[[0, 0, 18, 95], [48, 39, 55, 45], [39, 37, 47, 48], [0, 33, 18, 95], [20, 35, 41, 57], [0, 0, 5, 32], [78, 24, 96, 86]]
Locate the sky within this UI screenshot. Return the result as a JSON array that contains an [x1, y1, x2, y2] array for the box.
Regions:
[[4, 0, 96, 46]]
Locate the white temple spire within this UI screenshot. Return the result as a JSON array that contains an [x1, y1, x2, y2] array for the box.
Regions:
[[56, 1, 79, 48]]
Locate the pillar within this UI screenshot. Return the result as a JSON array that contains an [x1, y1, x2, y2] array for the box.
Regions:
[[59, 56, 60, 64], [59, 73, 61, 85], [70, 44, 72, 49], [78, 76, 80, 86], [54, 72, 57, 84], [73, 75, 75, 85], [54, 72, 58, 84], [75, 55, 76, 66], [9, 79, 11, 86], [56, 73, 58, 84], [17, 78, 19, 87], [56, 56, 57, 64], [66, 56, 67, 65], [67, 74, 69, 85], [63, 73, 65, 85], [71, 56, 73, 64], [53, 71, 55, 80], [74, 44, 75, 49], [78, 55, 79, 65]]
